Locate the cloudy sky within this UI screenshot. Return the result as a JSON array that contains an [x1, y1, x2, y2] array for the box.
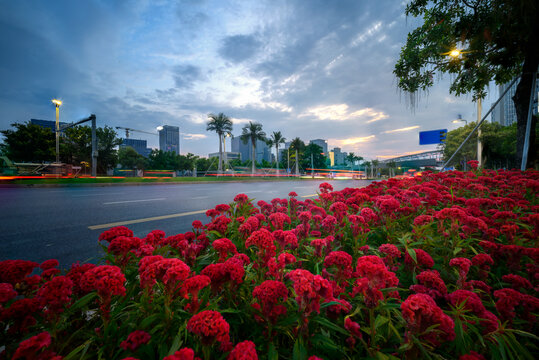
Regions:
[[0, 0, 500, 160]]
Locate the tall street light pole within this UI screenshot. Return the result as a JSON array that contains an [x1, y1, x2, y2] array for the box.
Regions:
[[452, 114, 468, 125], [52, 99, 62, 163]]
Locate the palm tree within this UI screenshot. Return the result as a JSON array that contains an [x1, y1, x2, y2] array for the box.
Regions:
[[206, 113, 233, 174], [346, 152, 364, 174], [268, 131, 286, 175], [289, 137, 305, 176], [240, 121, 266, 175], [372, 159, 380, 178], [363, 160, 371, 179]]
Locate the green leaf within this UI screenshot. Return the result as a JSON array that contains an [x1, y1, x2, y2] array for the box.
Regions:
[[375, 315, 389, 328], [268, 343, 279, 360], [312, 317, 349, 336], [69, 292, 98, 313], [167, 331, 183, 356], [140, 314, 160, 329], [407, 248, 417, 263], [293, 339, 307, 360], [63, 340, 91, 360]]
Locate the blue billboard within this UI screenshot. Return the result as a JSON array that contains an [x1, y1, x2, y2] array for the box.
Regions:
[[419, 129, 447, 145]]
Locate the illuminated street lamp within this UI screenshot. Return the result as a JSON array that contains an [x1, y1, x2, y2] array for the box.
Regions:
[[52, 99, 62, 163], [452, 114, 468, 126]]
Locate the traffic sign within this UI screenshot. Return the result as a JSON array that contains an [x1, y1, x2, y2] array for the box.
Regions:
[[419, 129, 447, 145]]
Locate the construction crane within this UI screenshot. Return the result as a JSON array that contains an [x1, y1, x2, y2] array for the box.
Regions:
[[115, 126, 157, 139]]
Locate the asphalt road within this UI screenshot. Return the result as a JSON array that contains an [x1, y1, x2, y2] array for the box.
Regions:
[[0, 179, 372, 268]]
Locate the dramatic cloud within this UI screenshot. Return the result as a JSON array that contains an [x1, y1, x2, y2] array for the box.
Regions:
[[183, 133, 207, 140], [219, 34, 261, 63], [300, 104, 388, 123], [173, 65, 203, 89], [383, 126, 420, 134], [0, 0, 490, 159]]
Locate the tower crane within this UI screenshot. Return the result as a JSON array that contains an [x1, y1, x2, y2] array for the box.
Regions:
[[115, 126, 158, 139]]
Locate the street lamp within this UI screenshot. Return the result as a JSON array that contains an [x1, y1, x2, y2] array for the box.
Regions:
[[51, 99, 62, 163], [223, 133, 231, 171], [452, 114, 468, 125]]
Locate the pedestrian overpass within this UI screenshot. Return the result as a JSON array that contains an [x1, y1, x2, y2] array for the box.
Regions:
[[380, 150, 443, 169]]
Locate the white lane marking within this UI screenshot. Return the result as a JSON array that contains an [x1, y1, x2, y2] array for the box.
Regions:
[[88, 209, 208, 230], [73, 193, 118, 197], [300, 194, 317, 198], [103, 198, 165, 205], [191, 196, 209, 200], [244, 190, 263, 193]]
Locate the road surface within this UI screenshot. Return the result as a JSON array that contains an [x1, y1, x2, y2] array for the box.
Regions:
[[0, 179, 371, 268]]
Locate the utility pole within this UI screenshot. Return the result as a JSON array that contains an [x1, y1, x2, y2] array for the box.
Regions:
[[311, 153, 314, 179], [477, 99, 483, 167]]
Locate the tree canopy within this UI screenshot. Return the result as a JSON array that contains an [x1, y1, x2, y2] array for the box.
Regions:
[[0, 122, 55, 162], [394, 0, 539, 167], [302, 143, 327, 169], [240, 121, 266, 174]]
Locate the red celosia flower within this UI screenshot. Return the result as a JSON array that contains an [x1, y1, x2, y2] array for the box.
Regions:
[[252, 280, 288, 324], [40, 259, 59, 270], [459, 351, 486, 360], [0, 282, 17, 303], [213, 238, 238, 262], [187, 310, 230, 349], [215, 204, 231, 213], [245, 229, 276, 267], [201, 257, 245, 293], [319, 182, 333, 193], [401, 293, 455, 346], [120, 330, 151, 351], [404, 249, 434, 270], [502, 274, 532, 290], [192, 220, 204, 229], [181, 275, 211, 313], [344, 317, 362, 339], [139, 258, 190, 295], [449, 257, 472, 288], [494, 288, 524, 323], [288, 191, 298, 197], [0, 260, 39, 285], [80, 265, 126, 318], [448, 289, 499, 333], [288, 269, 333, 316], [352, 256, 399, 307], [228, 340, 258, 360], [234, 193, 249, 204], [12, 331, 52, 360], [99, 226, 133, 242], [37, 275, 73, 315], [324, 251, 353, 283], [375, 195, 401, 215], [413, 270, 447, 300], [413, 215, 433, 226], [272, 230, 298, 250], [269, 212, 292, 231], [163, 348, 200, 360], [467, 160, 479, 169]]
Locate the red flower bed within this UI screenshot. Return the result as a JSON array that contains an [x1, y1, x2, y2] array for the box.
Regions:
[[1, 169, 538, 359]]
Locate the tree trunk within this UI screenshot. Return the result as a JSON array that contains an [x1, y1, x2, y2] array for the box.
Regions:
[[295, 150, 299, 175], [218, 134, 223, 173], [251, 140, 256, 175], [513, 52, 538, 169], [276, 144, 279, 175]]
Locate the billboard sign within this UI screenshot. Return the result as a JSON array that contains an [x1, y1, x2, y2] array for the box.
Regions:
[[419, 129, 447, 145]]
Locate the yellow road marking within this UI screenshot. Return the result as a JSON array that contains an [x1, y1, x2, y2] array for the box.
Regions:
[[88, 209, 208, 230], [300, 194, 318, 198]]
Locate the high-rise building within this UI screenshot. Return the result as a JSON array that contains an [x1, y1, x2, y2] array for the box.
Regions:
[[332, 147, 346, 165], [491, 78, 539, 126], [310, 139, 328, 156], [158, 125, 180, 154], [231, 136, 271, 163], [121, 138, 152, 158], [31, 119, 68, 132]]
